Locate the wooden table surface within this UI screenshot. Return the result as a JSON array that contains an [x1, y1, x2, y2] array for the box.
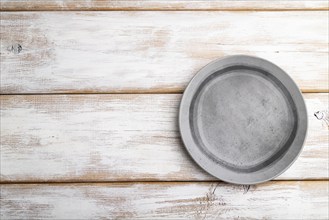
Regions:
[[1, 1, 328, 219]]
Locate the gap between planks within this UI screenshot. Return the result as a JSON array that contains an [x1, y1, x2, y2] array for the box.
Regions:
[[0, 91, 183, 96], [1, 0, 328, 11], [1, 8, 328, 12], [1, 90, 328, 96], [1, 179, 329, 185]]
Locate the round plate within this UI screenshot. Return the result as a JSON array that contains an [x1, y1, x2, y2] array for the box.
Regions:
[[179, 55, 307, 184]]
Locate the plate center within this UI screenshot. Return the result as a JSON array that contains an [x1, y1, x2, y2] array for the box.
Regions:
[[192, 68, 296, 171]]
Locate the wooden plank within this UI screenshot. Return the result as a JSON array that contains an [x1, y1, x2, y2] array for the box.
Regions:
[[1, 93, 328, 182], [1, 0, 328, 11], [1, 11, 328, 94], [1, 181, 328, 219]]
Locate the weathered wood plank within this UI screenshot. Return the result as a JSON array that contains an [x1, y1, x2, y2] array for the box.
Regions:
[[1, 11, 328, 94], [1, 0, 328, 11], [1, 181, 328, 219], [1, 93, 327, 182]]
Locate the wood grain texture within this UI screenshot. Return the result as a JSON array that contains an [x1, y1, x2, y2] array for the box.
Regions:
[[1, 11, 328, 94], [1, 181, 328, 219], [1, 93, 328, 182], [1, 0, 328, 11]]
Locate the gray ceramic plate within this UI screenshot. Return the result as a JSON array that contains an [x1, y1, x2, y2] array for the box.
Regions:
[[179, 55, 307, 184]]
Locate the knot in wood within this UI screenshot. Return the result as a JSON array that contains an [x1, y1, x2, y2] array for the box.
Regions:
[[7, 43, 22, 54]]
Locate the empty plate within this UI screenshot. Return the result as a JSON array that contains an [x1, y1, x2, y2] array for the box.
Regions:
[[179, 55, 307, 184]]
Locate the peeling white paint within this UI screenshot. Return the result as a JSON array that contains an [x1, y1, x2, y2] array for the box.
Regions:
[[1, 182, 328, 219], [0, 11, 328, 93], [0, 94, 328, 181]]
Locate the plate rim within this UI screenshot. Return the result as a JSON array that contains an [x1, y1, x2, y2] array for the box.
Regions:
[[179, 55, 308, 185]]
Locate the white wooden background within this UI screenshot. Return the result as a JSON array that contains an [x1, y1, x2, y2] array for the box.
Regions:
[[0, 1, 328, 219]]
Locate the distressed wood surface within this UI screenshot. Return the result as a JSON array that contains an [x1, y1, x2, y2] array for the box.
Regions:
[[1, 11, 328, 94], [1, 93, 327, 182], [1, 2, 328, 219], [1, 181, 328, 219], [1, 0, 328, 11]]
